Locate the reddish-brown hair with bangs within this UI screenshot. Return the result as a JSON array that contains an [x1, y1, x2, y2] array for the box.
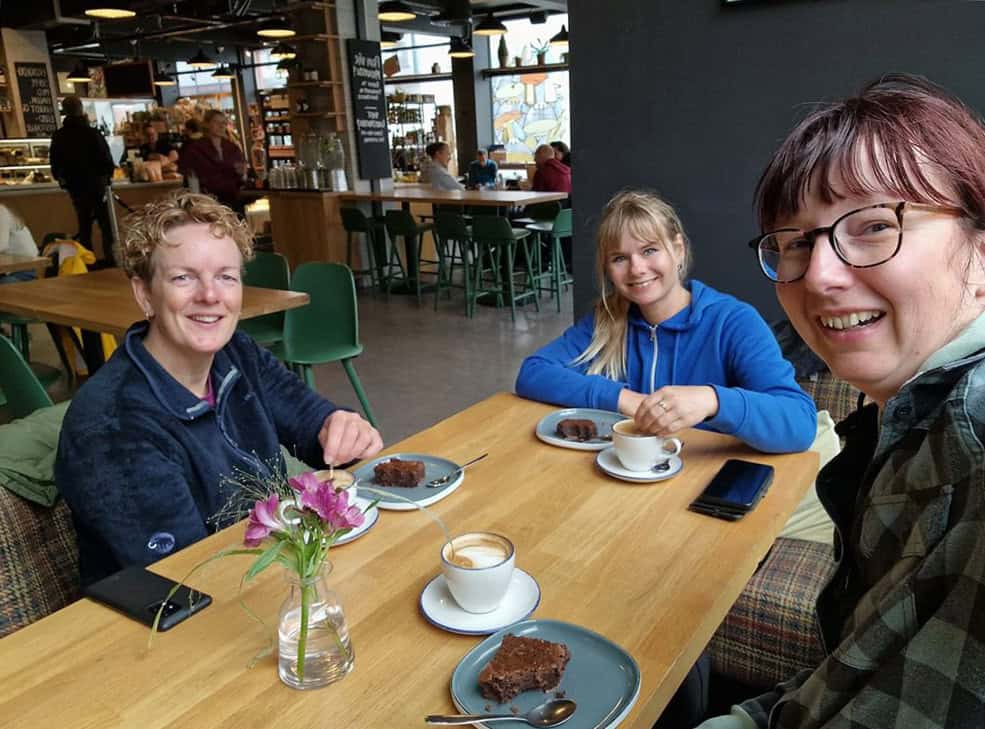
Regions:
[[755, 73, 985, 231]]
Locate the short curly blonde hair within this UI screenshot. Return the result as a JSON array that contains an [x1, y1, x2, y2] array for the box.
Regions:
[[122, 190, 254, 282]]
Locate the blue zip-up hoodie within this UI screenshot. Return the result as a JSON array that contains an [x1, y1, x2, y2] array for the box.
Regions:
[[515, 280, 816, 453], [56, 324, 338, 586]]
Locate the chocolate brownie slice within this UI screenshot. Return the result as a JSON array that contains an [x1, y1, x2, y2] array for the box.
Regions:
[[478, 634, 571, 703], [556, 418, 597, 441], [373, 458, 425, 487]]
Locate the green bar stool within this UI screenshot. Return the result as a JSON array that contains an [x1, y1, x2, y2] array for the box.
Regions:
[[472, 215, 539, 322], [340, 207, 382, 292], [238, 251, 290, 348], [270, 263, 378, 428], [384, 209, 436, 305], [433, 212, 474, 315], [526, 209, 573, 312]]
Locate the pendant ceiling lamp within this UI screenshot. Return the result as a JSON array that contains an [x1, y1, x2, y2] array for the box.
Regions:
[[256, 17, 296, 38], [270, 42, 297, 60], [66, 62, 90, 84], [549, 24, 569, 49], [378, 1, 415, 22], [153, 72, 176, 87], [380, 31, 402, 49], [448, 36, 475, 59], [83, 1, 136, 19], [473, 14, 506, 36], [188, 48, 216, 69], [212, 65, 235, 80]]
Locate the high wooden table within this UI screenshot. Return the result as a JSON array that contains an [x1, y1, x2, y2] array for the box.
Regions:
[[0, 252, 50, 279], [0, 267, 309, 339], [339, 188, 569, 207], [0, 393, 818, 729]]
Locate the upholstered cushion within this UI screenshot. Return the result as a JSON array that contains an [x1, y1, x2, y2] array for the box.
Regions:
[[0, 492, 79, 638], [709, 537, 835, 688], [797, 372, 861, 426]]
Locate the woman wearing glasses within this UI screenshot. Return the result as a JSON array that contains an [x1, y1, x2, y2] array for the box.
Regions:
[[702, 74, 985, 727], [515, 189, 817, 454]]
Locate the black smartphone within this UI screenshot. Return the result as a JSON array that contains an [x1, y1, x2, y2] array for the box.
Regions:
[[84, 566, 212, 631], [689, 459, 775, 521]]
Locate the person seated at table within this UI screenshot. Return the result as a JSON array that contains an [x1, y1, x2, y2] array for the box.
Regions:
[[698, 73, 985, 729], [515, 189, 816, 453], [138, 123, 178, 166], [426, 141, 465, 191], [0, 203, 40, 283], [549, 140, 571, 167], [55, 191, 383, 586], [531, 144, 571, 194], [467, 148, 498, 188]]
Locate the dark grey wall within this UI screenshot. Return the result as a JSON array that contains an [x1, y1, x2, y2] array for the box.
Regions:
[[567, 0, 984, 321]]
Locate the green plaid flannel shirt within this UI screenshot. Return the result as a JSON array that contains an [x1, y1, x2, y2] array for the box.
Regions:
[[740, 343, 985, 728]]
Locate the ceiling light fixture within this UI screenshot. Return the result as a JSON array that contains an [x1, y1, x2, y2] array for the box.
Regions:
[[448, 36, 475, 59], [270, 42, 297, 60], [256, 17, 296, 38], [153, 72, 176, 87], [529, 11, 547, 25], [83, 1, 136, 19], [473, 14, 506, 36], [549, 24, 569, 49], [212, 64, 235, 80], [380, 31, 402, 49], [378, 1, 416, 22], [188, 48, 216, 69], [66, 62, 90, 84]]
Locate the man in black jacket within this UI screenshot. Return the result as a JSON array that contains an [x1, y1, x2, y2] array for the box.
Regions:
[[49, 95, 116, 266]]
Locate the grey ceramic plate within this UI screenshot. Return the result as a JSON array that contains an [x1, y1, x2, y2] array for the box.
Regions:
[[450, 619, 641, 729], [535, 408, 625, 451], [352, 453, 464, 510]]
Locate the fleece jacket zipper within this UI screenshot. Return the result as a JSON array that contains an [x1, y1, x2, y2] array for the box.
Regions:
[[648, 324, 659, 394]]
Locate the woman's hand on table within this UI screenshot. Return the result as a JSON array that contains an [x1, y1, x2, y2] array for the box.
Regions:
[[318, 410, 383, 466], [625, 385, 719, 436]]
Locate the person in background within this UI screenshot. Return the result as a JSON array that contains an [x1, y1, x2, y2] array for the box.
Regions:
[[531, 144, 571, 194], [699, 73, 985, 729], [178, 110, 247, 212], [0, 204, 40, 283], [549, 140, 571, 167], [56, 191, 383, 586], [516, 189, 816, 454], [182, 118, 203, 145], [49, 95, 116, 267], [425, 141, 465, 191], [139, 123, 178, 165], [467, 148, 498, 188]]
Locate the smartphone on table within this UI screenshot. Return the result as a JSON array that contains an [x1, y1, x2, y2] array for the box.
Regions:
[[688, 459, 775, 521], [84, 566, 212, 631]]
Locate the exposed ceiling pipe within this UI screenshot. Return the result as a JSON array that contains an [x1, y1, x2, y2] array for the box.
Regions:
[[50, 14, 274, 53]]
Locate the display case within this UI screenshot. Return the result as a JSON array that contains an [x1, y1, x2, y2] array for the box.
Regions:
[[260, 88, 295, 170], [0, 137, 53, 185], [386, 92, 437, 172]]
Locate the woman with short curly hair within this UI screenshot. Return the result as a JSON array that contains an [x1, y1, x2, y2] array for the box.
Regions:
[[56, 190, 382, 586]]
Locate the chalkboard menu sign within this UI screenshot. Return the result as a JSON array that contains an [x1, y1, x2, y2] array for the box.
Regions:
[[346, 39, 391, 180], [15, 62, 57, 137]]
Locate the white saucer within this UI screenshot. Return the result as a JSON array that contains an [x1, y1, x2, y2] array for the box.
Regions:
[[596, 446, 684, 483], [419, 568, 541, 635], [333, 497, 379, 546]]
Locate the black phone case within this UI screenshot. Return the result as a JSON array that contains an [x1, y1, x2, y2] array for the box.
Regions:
[[84, 566, 212, 631], [690, 459, 775, 516], [687, 501, 746, 521]]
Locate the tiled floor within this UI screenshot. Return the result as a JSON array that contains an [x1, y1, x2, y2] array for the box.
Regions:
[[7, 286, 575, 445]]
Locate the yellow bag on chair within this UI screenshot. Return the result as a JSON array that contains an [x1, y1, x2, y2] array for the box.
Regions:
[[41, 240, 117, 376]]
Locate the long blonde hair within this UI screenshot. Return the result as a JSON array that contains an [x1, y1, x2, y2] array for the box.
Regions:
[[572, 190, 692, 380]]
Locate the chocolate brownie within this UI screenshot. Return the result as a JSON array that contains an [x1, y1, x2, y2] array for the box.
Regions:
[[477, 634, 571, 703], [373, 458, 425, 487], [556, 418, 597, 441]]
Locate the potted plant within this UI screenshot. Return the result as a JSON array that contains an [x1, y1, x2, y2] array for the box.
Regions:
[[497, 36, 509, 68], [532, 40, 550, 65]]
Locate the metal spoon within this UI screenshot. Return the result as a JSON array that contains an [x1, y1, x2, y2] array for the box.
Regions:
[[426, 453, 489, 488], [652, 459, 671, 473], [425, 698, 576, 726]]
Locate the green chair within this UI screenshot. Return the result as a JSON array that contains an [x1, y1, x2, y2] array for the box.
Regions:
[[340, 207, 383, 291], [383, 209, 436, 304], [433, 212, 474, 315], [527, 209, 574, 312], [471, 215, 539, 322], [0, 334, 54, 420], [270, 263, 378, 428], [0, 232, 61, 362], [238, 251, 290, 347], [511, 200, 561, 228]]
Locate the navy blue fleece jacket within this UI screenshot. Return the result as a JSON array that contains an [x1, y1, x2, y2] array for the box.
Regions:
[[56, 324, 338, 585], [515, 280, 816, 453]]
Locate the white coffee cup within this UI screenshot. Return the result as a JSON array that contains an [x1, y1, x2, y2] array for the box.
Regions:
[[611, 419, 683, 472], [440, 532, 515, 614], [313, 469, 357, 503]]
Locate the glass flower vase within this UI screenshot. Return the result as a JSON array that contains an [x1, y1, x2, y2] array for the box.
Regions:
[[277, 562, 354, 689]]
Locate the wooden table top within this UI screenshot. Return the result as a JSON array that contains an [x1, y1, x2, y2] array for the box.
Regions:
[[340, 187, 569, 207], [0, 252, 50, 276], [0, 393, 817, 729], [0, 268, 309, 337]]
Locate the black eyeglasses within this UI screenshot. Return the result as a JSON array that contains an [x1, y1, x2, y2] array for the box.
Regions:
[[748, 201, 965, 283]]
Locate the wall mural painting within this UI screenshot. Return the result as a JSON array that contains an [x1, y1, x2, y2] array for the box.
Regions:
[[491, 71, 569, 161]]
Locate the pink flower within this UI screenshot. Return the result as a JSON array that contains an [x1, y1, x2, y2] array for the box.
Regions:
[[288, 471, 322, 495], [244, 493, 282, 547], [290, 472, 365, 531]]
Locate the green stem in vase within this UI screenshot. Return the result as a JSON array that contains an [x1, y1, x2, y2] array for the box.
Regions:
[[297, 581, 312, 681]]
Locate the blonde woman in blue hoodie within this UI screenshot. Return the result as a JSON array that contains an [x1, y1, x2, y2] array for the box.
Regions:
[[515, 190, 816, 453]]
